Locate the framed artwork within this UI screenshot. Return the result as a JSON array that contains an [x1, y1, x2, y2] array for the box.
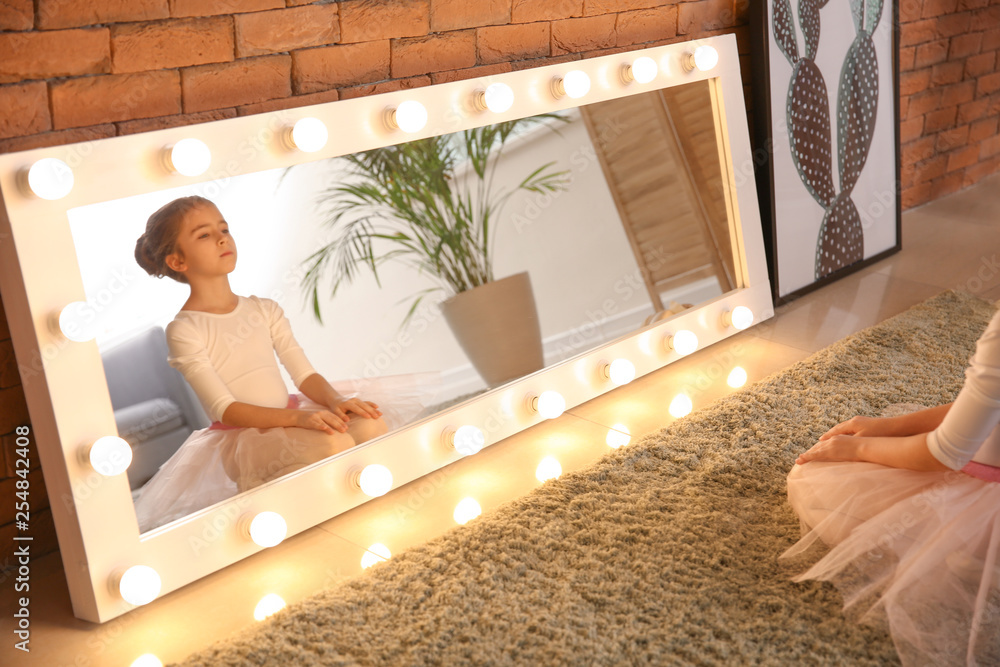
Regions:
[[751, 0, 901, 303]]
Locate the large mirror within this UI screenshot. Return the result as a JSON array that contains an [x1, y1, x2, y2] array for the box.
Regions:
[[0, 35, 773, 622], [66, 79, 740, 535]]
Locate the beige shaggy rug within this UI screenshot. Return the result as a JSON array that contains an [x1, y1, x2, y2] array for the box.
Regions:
[[176, 290, 996, 667]]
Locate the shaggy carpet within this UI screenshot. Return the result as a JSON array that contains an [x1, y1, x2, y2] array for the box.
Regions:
[[176, 290, 996, 667]]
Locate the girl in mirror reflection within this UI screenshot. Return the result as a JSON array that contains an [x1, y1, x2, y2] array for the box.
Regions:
[[131, 195, 389, 531], [783, 309, 1000, 665]]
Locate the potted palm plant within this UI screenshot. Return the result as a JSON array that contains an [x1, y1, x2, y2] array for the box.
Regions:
[[300, 115, 570, 387]]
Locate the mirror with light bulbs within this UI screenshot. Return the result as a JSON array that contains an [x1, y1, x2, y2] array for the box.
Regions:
[[0, 35, 772, 622], [64, 74, 743, 538]]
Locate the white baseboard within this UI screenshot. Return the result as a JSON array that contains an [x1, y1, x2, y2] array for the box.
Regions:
[[432, 277, 724, 404]]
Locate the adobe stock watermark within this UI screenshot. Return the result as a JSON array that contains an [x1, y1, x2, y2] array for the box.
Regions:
[[215, 287, 289, 355], [16, 261, 139, 388], [389, 400, 517, 527], [59, 440, 136, 518], [187, 110, 299, 201], [188, 495, 254, 557], [56, 595, 151, 667], [674, 338, 753, 404], [351, 300, 445, 381], [551, 243, 672, 360], [954, 254, 1000, 295], [282, 240, 447, 382], [857, 467, 978, 570], [510, 112, 627, 235]]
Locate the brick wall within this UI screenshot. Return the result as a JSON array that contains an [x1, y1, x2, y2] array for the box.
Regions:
[[899, 0, 1000, 208], [0, 0, 752, 151], [0, 0, 750, 568]]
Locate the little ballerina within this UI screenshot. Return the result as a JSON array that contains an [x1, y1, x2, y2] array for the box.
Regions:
[[131, 195, 389, 532], [783, 306, 1000, 666]]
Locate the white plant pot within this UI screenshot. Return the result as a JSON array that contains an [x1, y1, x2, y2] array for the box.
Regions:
[[440, 271, 545, 387]]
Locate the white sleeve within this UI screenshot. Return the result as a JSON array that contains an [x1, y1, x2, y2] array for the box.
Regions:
[[261, 298, 318, 388], [927, 310, 1000, 470], [165, 318, 236, 424]]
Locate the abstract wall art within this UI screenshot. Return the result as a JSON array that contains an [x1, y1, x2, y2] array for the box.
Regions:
[[751, 0, 901, 302]]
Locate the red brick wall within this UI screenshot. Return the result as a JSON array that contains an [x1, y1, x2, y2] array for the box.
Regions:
[[0, 0, 752, 151], [0, 0, 750, 568], [899, 0, 1000, 208]]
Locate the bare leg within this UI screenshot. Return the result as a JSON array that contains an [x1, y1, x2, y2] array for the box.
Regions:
[[225, 427, 356, 492], [223, 418, 390, 492], [345, 415, 390, 445]]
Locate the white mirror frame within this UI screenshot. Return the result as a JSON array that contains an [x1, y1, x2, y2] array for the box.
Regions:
[[0, 34, 772, 623]]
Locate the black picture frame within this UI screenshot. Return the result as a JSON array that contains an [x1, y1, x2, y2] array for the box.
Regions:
[[750, 0, 902, 305]]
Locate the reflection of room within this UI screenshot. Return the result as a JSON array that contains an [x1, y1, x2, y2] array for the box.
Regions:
[[69, 80, 740, 509], [0, 1, 994, 665], [68, 78, 741, 534]]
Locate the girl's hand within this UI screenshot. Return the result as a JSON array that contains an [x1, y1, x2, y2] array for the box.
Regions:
[[294, 409, 348, 434], [818, 415, 892, 440], [331, 398, 382, 420], [796, 434, 864, 464]]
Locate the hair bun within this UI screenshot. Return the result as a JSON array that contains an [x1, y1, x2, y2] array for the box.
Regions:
[[134, 233, 155, 275]]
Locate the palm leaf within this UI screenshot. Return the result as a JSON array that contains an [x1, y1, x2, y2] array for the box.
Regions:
[[301, 112, 573, 328]]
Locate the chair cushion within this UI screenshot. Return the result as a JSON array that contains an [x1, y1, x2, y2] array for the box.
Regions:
[[114, 398, 186, 444]]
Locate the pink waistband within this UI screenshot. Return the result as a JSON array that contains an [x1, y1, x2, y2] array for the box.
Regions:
[[961, 460, 1000, 483], [208, 394, 300, 430]]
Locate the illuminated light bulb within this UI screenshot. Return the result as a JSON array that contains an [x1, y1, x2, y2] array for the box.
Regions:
[[536, 456, 562, 482], [130, 655, 163, 667], [163, 138, 211, 176], [727, 366, 748, 388], [386, 100, 428, 133], [527, 390, 566, 419], [666, 329, 699, 356], [287, 117, 328, 153], [669, 393, 693, 418], [453, 497, 482, 525], [253, 593, 285, 621], [552, 70, 591, 99], [88, 436, 133, 476], [116, 565, 161, 606], [351, 464, 393, 497], [730, 306, 754, 330], [622, 56, 658, 84], [604, 358, 636, 386], [22, 158, 74, 200], [606, 424, 631, 449], [638, 331, 655, 356], [477, 82, 515, 113], [685, 45, 720, 72], [361, 543, 392, 569], [444, 425, 486, 456], [53, 301, 99, 342], [632, 56, 658, 83], [242, 511, 287, 548]]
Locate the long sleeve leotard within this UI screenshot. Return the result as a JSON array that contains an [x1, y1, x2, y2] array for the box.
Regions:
[[164, 295, 317, 423], [927, 308, 1000, 469]]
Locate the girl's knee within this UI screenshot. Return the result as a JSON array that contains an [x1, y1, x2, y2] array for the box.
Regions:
[[283, 427, 354, 460], [308, 430, 355, 458], [233, 428, 354, 491], [348, 416, 389, 444]]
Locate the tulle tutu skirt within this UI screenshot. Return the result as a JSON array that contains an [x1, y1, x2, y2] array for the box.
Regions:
[[782, 427, 1000, 665], [132, 373, 442, 533]]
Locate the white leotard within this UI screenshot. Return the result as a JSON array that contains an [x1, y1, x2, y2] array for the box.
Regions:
[[927, 309, 1000, 469], [165, 295, 317, 423]]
